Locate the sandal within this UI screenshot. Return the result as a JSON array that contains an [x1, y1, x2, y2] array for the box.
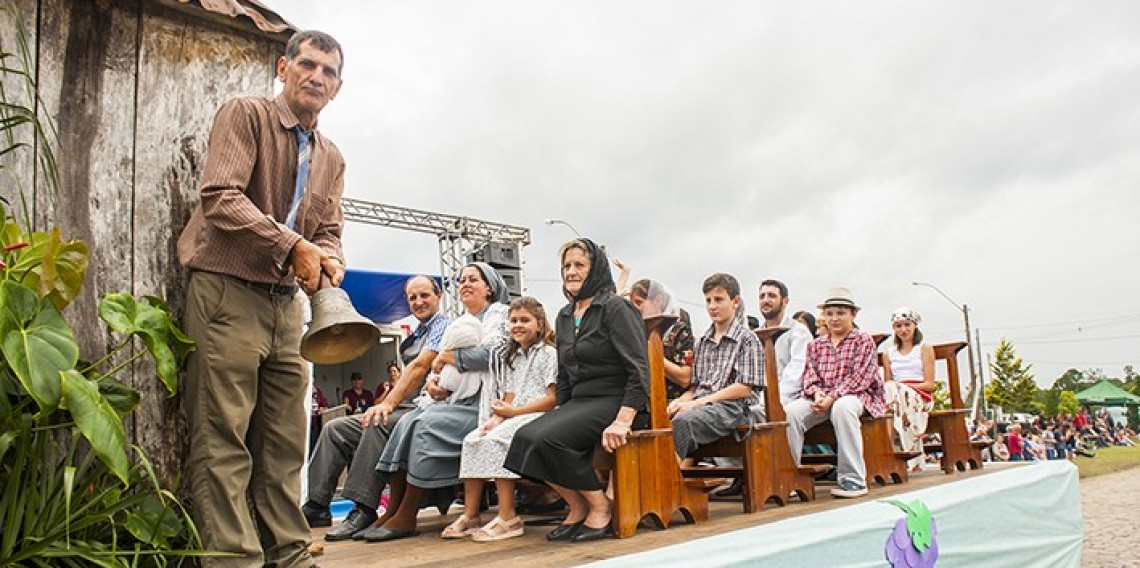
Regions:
[[440, 514, 482, 539], [471, 516, 525, 542]]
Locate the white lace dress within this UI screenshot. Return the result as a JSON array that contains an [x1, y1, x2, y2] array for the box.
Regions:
[[458, 343, 557, 479]]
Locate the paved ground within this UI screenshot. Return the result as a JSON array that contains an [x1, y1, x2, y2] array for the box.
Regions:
[[1082, 466, 1140, 567]]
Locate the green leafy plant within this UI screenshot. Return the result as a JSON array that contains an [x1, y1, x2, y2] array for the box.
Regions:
[[0, 28, 207, 565], [0, 200, 207, 566]]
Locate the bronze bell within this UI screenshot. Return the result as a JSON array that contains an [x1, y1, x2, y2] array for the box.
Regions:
[[300, 287, 380, 364]]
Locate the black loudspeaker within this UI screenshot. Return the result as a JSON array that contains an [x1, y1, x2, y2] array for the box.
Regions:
[[471, 242, 521, 269], [469, 242, 524, 297], [497, 269, 523, 297]]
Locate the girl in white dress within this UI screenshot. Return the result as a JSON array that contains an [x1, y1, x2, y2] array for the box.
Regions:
[[882, 307, 936, 471], [445, 297, 557, 542]]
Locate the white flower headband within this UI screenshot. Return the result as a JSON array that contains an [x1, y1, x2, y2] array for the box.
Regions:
[[891, 307, 921, 325]]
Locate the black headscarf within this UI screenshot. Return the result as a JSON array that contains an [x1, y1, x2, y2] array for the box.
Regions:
[[561, 238, 616, 303]]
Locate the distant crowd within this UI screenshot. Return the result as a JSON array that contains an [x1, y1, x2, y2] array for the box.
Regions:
[[969, 407, 1137, 463]]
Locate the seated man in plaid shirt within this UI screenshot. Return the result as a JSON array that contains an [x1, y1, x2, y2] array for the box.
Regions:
[[668, 273, 763, 460], [785, 286, 885, 498]]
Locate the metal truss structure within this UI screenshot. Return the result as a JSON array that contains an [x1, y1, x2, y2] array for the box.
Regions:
[[341, 197, 531, 316]]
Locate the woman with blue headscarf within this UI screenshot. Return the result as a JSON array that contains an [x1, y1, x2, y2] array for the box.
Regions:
[[359, 262, 511, 542], [504, 238, 650, 543]]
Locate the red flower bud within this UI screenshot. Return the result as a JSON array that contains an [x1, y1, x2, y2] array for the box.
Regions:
[[3, 241, 29, 252]]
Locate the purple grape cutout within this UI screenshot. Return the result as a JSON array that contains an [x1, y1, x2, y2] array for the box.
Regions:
[[882, 499, 939, 567]]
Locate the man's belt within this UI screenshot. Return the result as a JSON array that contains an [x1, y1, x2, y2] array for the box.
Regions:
[[239, 277, 298, 296]]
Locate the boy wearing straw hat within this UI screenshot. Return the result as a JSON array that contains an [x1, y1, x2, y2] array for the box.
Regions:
[[784, 287, 886, 498]]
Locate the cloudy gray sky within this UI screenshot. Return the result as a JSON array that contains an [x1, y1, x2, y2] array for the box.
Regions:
[[269, 0, 1139, 389]]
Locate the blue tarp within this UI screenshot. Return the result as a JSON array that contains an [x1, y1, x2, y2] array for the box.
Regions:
[[339, 268, 441, 324]]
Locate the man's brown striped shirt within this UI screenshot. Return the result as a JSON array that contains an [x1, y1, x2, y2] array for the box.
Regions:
[[177, 95, 345, 285]]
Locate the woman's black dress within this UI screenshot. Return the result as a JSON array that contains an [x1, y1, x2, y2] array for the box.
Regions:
[[503, 291, 649, 491]]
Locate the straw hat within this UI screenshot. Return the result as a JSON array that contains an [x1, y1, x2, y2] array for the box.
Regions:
[[817, 286, 860, 310]]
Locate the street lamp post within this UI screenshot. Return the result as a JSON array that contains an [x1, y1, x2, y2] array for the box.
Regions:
[[543, 218, 582, 237], [912, 281, 982, 418]]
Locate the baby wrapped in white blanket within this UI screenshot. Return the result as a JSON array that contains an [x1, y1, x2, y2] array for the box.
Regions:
[[414, 314, 483, 409]]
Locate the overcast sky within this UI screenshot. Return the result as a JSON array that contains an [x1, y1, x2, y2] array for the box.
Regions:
[[267, 0, 1139, 389]]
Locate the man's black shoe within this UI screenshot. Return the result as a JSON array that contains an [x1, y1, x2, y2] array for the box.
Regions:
[[325, 507, 378, 541], [302, 501, 331, 529], [814, 466, 837, 482], [710, 478, 744, 499]]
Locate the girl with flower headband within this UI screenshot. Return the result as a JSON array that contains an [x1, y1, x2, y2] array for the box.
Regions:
[[881, 307, 936, 472]]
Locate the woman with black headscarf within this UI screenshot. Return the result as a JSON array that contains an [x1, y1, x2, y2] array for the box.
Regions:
[[504, 239, 650, 543]]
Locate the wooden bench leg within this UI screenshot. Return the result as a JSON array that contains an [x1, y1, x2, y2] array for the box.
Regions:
[[611, 442, 643, 539], [863, 417, 908, 485]]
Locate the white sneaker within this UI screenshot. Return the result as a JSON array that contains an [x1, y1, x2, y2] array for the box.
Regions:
[[830, 479, 868, 498]]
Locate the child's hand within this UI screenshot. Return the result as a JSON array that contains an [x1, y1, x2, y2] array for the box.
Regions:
[[479, 416, 504, 435], [491, 399, 516, 418]]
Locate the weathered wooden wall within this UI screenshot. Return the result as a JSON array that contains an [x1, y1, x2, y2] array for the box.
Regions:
[[0, 0, 286, 489], [0, 0, 37, 212]]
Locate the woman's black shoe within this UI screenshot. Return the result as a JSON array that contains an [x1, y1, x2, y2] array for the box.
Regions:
[[519, 498, 567, 515], [546, 520, 584, 541], [570, 523, 613, 543]]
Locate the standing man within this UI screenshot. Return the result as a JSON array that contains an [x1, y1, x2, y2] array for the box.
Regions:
[[343, 372, 375, 414], [178, 31, 346, 567], [784, 287, 885, 499], [302, 275, 451, 540], [757, 279, 813, 405]]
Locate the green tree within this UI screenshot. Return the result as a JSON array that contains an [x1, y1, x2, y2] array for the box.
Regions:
[[1057, 390, 1080, 416], [1125, 366, 1139, 427], [1125, 365, 1139, 395], [1050, 368, 1088, 393], [1037, 388, 1061, 416], [986, 339, 1038, 413], [931, 380, 950, 411]]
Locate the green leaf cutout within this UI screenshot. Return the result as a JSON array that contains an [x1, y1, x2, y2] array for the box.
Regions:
[[883, 498, 934, 552]]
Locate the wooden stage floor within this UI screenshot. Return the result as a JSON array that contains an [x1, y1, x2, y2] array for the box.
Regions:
[[309, 465, 1001, 567]]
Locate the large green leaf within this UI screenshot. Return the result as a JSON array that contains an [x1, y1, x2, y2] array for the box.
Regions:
[[98, 294, 194, 396], [0, 281, 78, 412], [143, 295, 196, 363], [60, 370, 128, 485], [11, 229, 88, 311], [97, 376, 140, 415], [122, 493, 183, 547], [1, 220, 21, 249]]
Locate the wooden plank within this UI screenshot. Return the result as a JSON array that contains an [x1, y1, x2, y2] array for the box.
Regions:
[[310, 467, 998, 567], [0, 0, 40, 222], [32, 0, 138, 359]]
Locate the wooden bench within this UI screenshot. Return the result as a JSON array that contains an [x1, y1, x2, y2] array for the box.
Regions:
[[683, 327, 819, 512], [923, 341, 985, 474], [607, 315, 708, 538], [801, 333, 915, 486]]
